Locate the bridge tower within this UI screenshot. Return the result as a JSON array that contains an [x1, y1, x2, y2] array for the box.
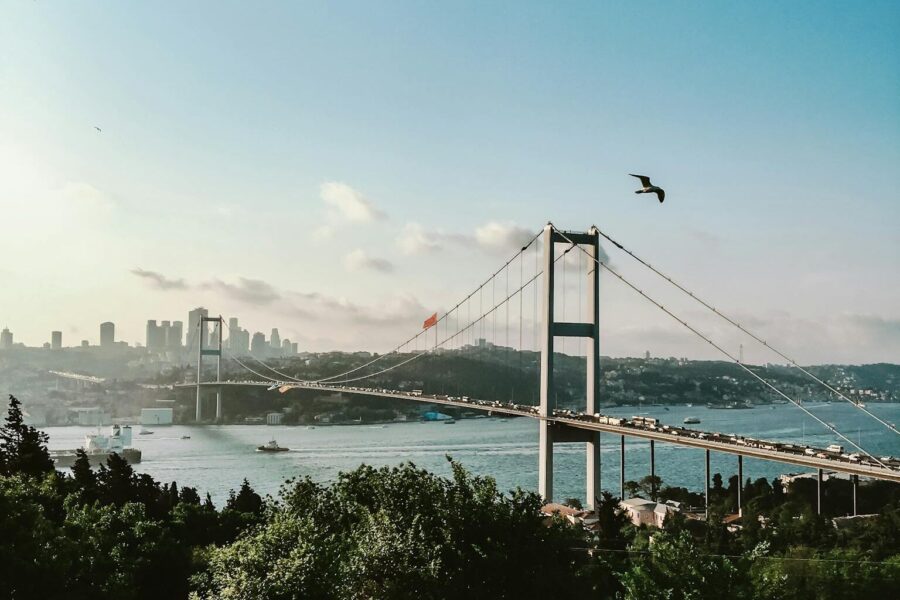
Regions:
[[539, 224, 602, 508], [195, 316, 223, 422]]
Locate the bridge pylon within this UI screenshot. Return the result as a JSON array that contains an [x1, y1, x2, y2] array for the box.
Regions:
[[539, 224, 602, 508], [196, 316, 223, 422]]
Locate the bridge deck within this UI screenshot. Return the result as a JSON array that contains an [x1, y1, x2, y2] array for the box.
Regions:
[[176, 381, 900, 483]]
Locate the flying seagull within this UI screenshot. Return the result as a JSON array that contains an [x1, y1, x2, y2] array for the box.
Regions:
[[94, 126, 102, 133], [629, 174, 665, 203]]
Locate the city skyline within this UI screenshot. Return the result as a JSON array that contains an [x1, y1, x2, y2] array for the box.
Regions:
[[1, 1, 898, 364]]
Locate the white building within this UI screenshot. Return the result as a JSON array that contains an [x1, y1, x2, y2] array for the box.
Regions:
[[71, 407, 110, 426], [266, 412, 284, 425], [140, 407, 174, 425], [619, 497, 681, 528]]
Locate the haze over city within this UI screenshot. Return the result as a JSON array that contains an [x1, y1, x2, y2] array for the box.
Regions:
[[1, 1, 898, 363]]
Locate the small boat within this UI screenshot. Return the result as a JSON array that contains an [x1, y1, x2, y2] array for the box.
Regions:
[[443, 419, 456, 424], [683, 416, 701, 425], [181, 435, 191, 439], [257, 439, 289, 452], [306, 426, 316, 430], [139, 428, 154, 435]]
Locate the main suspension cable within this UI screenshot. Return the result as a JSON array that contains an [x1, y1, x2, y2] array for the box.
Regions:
[[592, 224, 898, 436], [553, 227, 887, 468]]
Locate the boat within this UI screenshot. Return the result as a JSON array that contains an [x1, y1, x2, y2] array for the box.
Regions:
[[443, 419, 456, 424], [257, 439, 289, 453], [50, 425, 142, 468], [683, 416, 701, 425], [139, 427, 154, 435], [181, 435, 191, 439]]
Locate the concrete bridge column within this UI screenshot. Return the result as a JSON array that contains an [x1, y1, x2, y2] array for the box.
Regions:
[[650, 440, 656, 499], [705, 449, 711, 520], [738, 455, 743, 517], [620, 435, 626, 499], [852, 474, 858, 516], [817, 468, 823, 515]]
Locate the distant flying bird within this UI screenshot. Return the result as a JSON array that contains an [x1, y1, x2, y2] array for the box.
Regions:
[[94, 126, 102, 133], [629, 174, 665, 203]]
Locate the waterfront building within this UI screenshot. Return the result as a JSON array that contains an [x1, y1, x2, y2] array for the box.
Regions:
[[266, 412, 284, 425], [100, 321, 115, 347], [0, 327, 12, 349], [51, 330, 62, 349], [140, 407, 174, 425]]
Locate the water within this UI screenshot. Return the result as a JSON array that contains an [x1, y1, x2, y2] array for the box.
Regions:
[[45, 403, 900, 507]]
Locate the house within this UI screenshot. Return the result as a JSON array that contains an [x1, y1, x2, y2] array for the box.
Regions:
[[619, 497, 681, 528]]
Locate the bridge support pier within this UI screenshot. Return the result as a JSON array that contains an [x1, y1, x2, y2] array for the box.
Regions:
[[620, 435, 626, 499], [738, 455, 743, 517], [817, 468, 823, 515], [196, 316, 224, 423], [852, 474, 858, 516], [538, 225, 602, 509], [650, 440, 656, 499], [705, 449, 711, 520]]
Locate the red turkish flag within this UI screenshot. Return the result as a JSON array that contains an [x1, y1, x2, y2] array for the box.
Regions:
[[423, 313, 437, 329]]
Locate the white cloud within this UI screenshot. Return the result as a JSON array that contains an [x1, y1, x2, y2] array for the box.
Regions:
[[475, 221, 535, 252], [344, 249, 394, 273], [320, 181, 385, 222], [396, 222, 441, 255], [312, 224, 335, 241]]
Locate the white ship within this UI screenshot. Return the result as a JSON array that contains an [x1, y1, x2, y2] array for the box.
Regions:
[[51, 425, 142, 468]]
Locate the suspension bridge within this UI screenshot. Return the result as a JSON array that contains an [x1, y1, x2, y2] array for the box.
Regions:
[[175, 223, 900, 515]]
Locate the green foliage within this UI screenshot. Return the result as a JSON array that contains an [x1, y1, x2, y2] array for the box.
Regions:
[[199, 459, 589, 600], [0, 395, 55, 477], [619, 530, 746, 600]]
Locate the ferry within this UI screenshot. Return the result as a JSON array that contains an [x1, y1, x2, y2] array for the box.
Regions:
[[257, 439, 290, 453], [683, 416, 701, 424], [51, 425, 142, 468]]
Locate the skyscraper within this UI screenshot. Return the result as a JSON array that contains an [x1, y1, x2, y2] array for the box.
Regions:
[[1, 327, 13, 349], [168, 321, 183, 349], [270, 328, 281, 351], [146, 320, 165, 352], [282, 338, 292, 356], [187, 307, 209, 353], [250, 332, 267, 357], [227, 317, 239, 350], [51, 331, 62, 349], [100, 322, 115, 347]]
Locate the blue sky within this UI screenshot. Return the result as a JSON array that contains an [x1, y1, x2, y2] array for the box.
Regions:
[[1, 1, 898, 363]]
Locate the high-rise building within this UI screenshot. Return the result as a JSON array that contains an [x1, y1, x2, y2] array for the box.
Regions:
[[270, 328, 281, 351], [227, 317, 239, 349], [100, 322, 115, 347], [51, 331, 62, 349], [187, 307, 209, 353], [230, 327, 250, 355], [146, 320, 167, 352], [250, 332, 267, 357], [291, 342, 298, 354], [81, 340, 89, 347], [168, 321, 183, 349], [0, 327, 13, 349], [282, 338, 292, 355]]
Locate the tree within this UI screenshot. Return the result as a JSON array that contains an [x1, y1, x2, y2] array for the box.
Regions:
[[199, 460, 591, 599], [619, 530, 746, 600], [0, 395, 54, 477]]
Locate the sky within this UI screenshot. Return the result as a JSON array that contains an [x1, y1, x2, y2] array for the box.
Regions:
[[0, 1, 898, 364]]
